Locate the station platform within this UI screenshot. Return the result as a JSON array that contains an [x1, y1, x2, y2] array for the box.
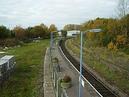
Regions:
[[44, 46, 101, 97]]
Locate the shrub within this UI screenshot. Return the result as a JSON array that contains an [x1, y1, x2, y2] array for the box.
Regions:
[[108, 41, 117, 51], [86, 32, 95, 40], [116, 35, 126, 48], [0, 38, 19, 47], [102, 35, 114, 46]]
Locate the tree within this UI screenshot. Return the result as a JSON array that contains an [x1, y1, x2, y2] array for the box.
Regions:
[[63, 24, 81, 31], [126, 14, 129, 37], [31, 26, 44, 38], [26, 27, 33, 38], [0, 26, 11, 39], [13, 26, 26, 40], [49, 24, 57, 32], [29, 24, 50, 39], [117, 0, 128, 18], [49, 24, 58, 37], [40, 24, 49, 38]]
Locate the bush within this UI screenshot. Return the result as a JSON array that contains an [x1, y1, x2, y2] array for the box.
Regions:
[[86, 32, 95, 40], [108, 41, 117, 51], [102, 35, 114, 46], [0, 38, 19, 47], [116, 35, 126, 48]]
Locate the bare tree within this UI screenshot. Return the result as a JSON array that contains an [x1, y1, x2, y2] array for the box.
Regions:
[[117, 0, 128, 18]]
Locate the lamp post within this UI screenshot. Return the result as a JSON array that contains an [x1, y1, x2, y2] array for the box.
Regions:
[[50, 32, 54, 79], [50, 32, 53, 60], [79, 31, 83, 97], [78, 28, 102, 97]]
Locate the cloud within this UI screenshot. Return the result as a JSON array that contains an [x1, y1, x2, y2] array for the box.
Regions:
[[0, 0, 118, 29]]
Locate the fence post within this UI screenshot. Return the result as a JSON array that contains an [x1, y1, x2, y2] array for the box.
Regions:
[[56, 78, 61, 97]]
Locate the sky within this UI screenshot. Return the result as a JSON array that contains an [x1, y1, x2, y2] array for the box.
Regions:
[[0, 0, 118, 29]]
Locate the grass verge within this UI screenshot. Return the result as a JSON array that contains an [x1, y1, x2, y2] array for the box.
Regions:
[[0, 39, 49, 97]]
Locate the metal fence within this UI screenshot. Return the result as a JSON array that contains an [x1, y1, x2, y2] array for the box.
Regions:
[[53, 65, 69, 97], [50, 47, 69, 97]]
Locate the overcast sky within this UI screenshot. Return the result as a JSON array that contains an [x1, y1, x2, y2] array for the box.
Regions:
[[0, 0, 118, 29]]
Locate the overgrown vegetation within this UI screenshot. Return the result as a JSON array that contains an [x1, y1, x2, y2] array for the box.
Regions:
[[0, 39, 49, 97], [66, 39, 129, 95]]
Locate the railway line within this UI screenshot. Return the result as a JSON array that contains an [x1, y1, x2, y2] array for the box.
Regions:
[[59, 39, 119, 97]]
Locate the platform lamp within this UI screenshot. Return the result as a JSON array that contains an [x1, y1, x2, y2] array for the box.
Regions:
[[50, 32, 54, 78], [79, 31, 83, 97], [78, 28, 102, 97]]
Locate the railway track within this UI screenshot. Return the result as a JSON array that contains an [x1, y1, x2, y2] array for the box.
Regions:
[[59, 39, 119, 97]]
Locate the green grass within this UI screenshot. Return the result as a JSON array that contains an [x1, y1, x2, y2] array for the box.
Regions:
[[66, 38, 129, 95], [0, 39, 49, 97]]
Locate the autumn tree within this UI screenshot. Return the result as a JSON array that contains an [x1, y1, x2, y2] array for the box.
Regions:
[[49, 24, 58, 37], [31, 25, 46, 38], [117, 0, 129, 37], [117, 0, 128, 18], [40, 24, 49, 38], [26, 27, 33, 38], [13, 26, 26, 40], [49, 24, 57, 32], [64, 24, 81, 31]]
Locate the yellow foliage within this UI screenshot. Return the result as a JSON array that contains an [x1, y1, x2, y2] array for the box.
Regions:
[[98, 32, 104, 41], [116, 35, 126, 45], [86, 32, 95, 40], [108, 42, 114, 50], [108, 41, 117, 51]]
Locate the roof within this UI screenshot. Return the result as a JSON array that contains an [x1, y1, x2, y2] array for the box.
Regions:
[[67, 30, 80, 33], [88, 29, 102, 32], [0, 60, 7, 66], [1, 55, 14, 60]]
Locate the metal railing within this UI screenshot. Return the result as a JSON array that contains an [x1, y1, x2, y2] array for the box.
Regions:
[[50, 47, 69, 97]]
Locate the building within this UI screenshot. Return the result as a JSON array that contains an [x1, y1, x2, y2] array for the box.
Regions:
[[67, 30, 80, 37]]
